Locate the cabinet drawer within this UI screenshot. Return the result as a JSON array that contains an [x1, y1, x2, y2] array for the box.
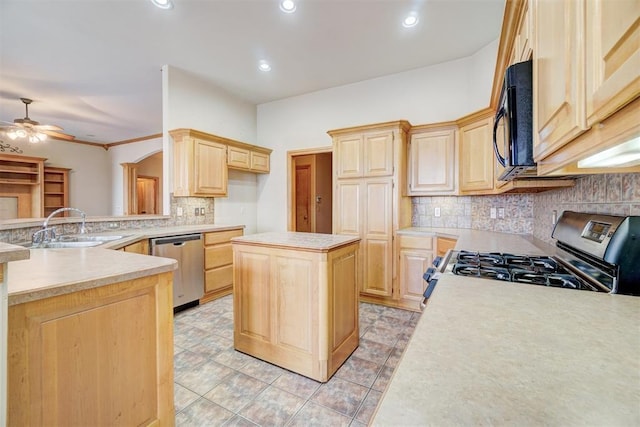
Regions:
[[436, 237, 457, 257], [205, 244, 233, 269], [399, 235, 433, 250], [205, 265, 233, 293], [204, 229, 243, 245]]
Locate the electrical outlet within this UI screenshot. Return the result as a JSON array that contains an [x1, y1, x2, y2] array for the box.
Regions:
[[434, 207, 441, 217], [108, 222, 119, 229], [194, 207, 200, 216], [177, 207, 183, 216], [498, 207, 505, 219], [490, 207, 497, 219], [200, 207, 205, 215]]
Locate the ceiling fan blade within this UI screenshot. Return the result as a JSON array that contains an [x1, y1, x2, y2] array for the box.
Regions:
[[35, 124, 63, 131], [43, 129, 76, 141]]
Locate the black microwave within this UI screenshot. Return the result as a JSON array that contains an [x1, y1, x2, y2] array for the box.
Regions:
[[492, 60, 536, 181]]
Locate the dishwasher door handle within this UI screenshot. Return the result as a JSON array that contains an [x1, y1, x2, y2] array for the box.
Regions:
[[172, 242, 186, 247]]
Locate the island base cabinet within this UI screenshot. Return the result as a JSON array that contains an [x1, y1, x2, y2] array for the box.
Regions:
[[233, 242, 359, 382], [8, 272, 175, 426]]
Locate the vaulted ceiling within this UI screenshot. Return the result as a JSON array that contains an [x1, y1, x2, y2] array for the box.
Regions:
[[0, 0, 504, 144]]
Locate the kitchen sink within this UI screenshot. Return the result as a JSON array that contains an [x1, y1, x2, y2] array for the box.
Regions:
[[21, 234, 129, 249]]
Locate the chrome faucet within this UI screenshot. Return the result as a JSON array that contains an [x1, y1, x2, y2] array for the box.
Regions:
[[33, 207, 88, 244]]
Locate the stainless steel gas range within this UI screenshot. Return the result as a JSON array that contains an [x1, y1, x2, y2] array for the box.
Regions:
[[423, 211, 640, 304]]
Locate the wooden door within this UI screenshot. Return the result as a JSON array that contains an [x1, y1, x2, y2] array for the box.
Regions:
[[136, 176, 157, 214], [585, 0, 640, 126], [408, 128, 456, 194], [295, 164, 312, 232], [363, 130, 394, 177], [362, 178, 393, 297], [459, 117, 494, 193], [533, 0, 587, 159]]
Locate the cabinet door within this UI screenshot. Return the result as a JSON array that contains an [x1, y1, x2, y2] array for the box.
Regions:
[[399, 249, 433, 303], [335, 134, 363, 178], [363, 130, 394, 177], [362, 178, 393, 297], [459, 117, 494, 193], [251, 151, 270, 173], [334, 180, 361, 236], [227, 146, 251, 170], [194, 139, 228, 196], [408, 129, 456, 194], [533, 0, 587, 159], [585, 0, 640, 126]]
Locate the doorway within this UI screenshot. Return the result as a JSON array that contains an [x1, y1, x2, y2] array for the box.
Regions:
[[136, 176, 159, 214], [288, 147, 333, 233]]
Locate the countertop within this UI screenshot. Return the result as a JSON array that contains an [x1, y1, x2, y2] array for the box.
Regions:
[[373, 229, 640, 426], [231, 231, 361, 252], [5, 224, 245, 305]]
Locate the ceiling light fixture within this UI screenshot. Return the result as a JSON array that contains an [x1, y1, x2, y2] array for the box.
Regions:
[[6, 128, 47, 143], [150, 0, 173, 10], [258, 60, 272, 72], [402, 12, 419, 28], [280, 0, 296, 13]]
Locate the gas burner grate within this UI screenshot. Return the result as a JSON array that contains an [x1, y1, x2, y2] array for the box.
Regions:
[[452, 263, 510, 281]]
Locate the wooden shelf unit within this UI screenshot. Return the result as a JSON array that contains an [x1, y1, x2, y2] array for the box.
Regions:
[[43, 167, 70, 217], [0, 154, 45, 218]]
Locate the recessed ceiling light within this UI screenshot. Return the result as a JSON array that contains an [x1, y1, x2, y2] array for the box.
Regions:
[[280, 0, 296, 13], [258, 60, 272, 72], [150, 0, 173, 10], [402, 12, 419, 28]]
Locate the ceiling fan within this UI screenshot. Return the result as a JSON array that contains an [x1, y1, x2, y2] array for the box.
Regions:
[[1, 97, 75, 143]]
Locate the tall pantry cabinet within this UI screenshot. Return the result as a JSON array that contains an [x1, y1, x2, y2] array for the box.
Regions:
[[329, 121, 413, 310]]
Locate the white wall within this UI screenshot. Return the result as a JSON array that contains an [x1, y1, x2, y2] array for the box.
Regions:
[[108, 137, 163, 215], [7, 139, 112, 216], [255, 39, 499, 232], [163, 65, 258, 228]]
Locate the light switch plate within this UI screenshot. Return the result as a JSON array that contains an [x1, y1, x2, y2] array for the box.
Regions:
[[177, 207, 183, 216], [498, 207, 505, 218], [194, 207, 199, 216], [434, 207, 441, 217], [200, 207, 205, 215], [490, 207, 497, 219]]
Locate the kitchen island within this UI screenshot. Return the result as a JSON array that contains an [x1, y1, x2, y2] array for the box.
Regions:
[[232, 232, 360, 382], [373, 228, 640, 426], [5, 247, 177, 426]]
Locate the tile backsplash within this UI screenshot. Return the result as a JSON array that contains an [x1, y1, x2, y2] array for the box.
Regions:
[[412, 194, 534, 234], [412, 173, 640, 240], [532, 173, 640, 244]]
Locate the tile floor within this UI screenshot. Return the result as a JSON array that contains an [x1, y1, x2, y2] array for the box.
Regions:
[[173, 295, 421, 426]]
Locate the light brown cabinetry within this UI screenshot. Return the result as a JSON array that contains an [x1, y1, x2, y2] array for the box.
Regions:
[[43, 167, 70, 217], [458, 110, 495, 194], [407, 124, 457, 195], [398, 235, 434, 309], [0, 154, 44, 218], [330, 121, 412, 310], [119, 239, 149, 255], [232, 237, 359, 382], [531, 0, 639, 174], [202, 228, 243, 303], [8, 272, 174, 426], [227, 145, 271, 173]]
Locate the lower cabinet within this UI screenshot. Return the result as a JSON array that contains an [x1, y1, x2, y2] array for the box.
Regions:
[[202, 228, 244, 304], [119, 239, 149, 255], [398, 235, 434, 310], [8, 272, 174, 426], [436, 237, 457, 258], [232, 240, 359, 382]]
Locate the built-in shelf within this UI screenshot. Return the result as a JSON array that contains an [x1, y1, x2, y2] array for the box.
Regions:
[[43, 167, 70, 218]]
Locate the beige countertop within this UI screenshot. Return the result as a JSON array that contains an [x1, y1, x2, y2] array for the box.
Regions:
[[232, 231, 360, 252], [0, 243, 30, 264], [5, 224, 245, 305], [373, 231, 640, 426]]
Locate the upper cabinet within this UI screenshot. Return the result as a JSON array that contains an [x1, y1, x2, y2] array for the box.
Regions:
[[334, 128, 394, 178], [407, 123, 457, 196], [530, 0, 639, 174], [170, 129, 272, 197], [584, 0, 640, 127], [458, 110, 495, 194], [532, 0, 588, 160]]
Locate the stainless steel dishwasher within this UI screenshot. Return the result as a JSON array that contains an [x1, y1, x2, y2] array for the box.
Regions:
[[150, 234, 204, 310]]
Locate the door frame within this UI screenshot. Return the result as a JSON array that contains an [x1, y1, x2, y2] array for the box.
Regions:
[[287, 146, 332, 232]]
